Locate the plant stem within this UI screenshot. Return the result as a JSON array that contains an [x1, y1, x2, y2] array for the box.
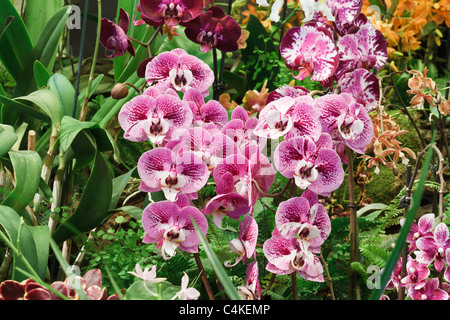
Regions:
[[319, 250, 335, 300], [79, 0, 102, 122], [193, 252, 215, 300], [291, 272, 297, 300], [346, 147, 360, 300]]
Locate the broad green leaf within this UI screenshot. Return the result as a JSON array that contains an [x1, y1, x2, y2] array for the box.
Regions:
[[0, 124, 18, 158], [125, 280, 181, 300], [0, 0, 33, 82], [0, 205, 40, 281], [48, 73, 75, 118], [52, 149, 113, 243], [1, 150, 42, 221], [113, 205, 143, 221], [0, 93, 51, 124], [33, 60, 51, 89], [12, 6, 71, 98], [24, 0, 64, 45], [28, 225, 50, 281], [109, 167, 136, 211]]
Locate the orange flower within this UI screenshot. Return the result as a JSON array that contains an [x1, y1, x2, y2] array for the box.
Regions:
[[242, 79, 269, 115]]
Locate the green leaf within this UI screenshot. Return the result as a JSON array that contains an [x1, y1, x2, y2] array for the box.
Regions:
[[113, 205, 143, 221], [52, 149, 113, 243], [0, 0, 33, 82], [0, 205, 40, 281], [48, 73, 75, 118], [1, 150, 42, 221], [12, 6, 71, 98], [0, 93, 51, 124], [33, 60, 51, 89], [109, 167, 136, 211], [0, 124, 18, 158], [125, 280, 181, 300], [28, 226, 50, 281], [193, 220, 242, 300], [24, 0, 64, 45]]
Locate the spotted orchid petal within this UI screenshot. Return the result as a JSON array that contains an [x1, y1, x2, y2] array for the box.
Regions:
[[226, 215, 258, 266], [280, 25, 339, 82], [238, 261, 262, 300], [266, 85, 310, 105], [337, 68, 380, 112]]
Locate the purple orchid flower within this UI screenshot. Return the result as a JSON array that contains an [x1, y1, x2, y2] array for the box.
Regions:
[[265, 85, 310, 105], [385, 257, 403, 291], [167, 126, 239, 173], [221, 106, 266, 152], [118, 92, 193, 145], [183, 88, 229, 127], [100, 8, 136, 58], [138, 147, 209, 201], [408, 278, 449, 300], [326, 0, 362, 33], [274, 133, 344, 196], [314, 93, 373, 154], [400, 259, 430, 292], [403, 213, 435, 252], [138, 0, 204, 27], [263, 228, 324, 282], [226, 215, 258, 266], [142, 201, 208, 259], [280, 25, 339, 82], [184, 6, 242, 53], [336, 23, 388, 79], [145, 48, 214, 97], [415, 222, 450, 272], [238, 261, 262, 300], [274, 194, 331, 253], [254, 96, 322, 141], [337, 68, 380, 112]]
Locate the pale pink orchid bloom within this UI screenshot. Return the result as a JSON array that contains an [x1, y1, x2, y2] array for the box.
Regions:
[[128, 264, 167, 283], [171, 272, 200, 300]]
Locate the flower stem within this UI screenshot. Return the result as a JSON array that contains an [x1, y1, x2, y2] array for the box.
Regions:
[[291, 272, 297, 300], [319, 250, 335, 300], [193, 252, 215, 300]]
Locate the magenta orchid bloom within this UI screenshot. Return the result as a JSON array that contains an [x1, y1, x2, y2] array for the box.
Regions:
[[263, 229, 324, 282], [254, 96, 322, 141], [274, 133, 344, 196], [184, 6, 242, 53], [326, 0, 362, 33], [403, 213, 435, 252], [138, 0, 204, 27], [314, 93, 373, 154], [280, 25, 339, 82], [118, 92, 193, 145], [138, 147, 209, 201], [168, 126, 238, 172], [203, 172, 251, 228], [183, 88, 229, 127], [100, 9, 135, 58], [221, 106, 265, 152], [238, 261, 262, 300], [385, 257, 403, 291], [274, 194, 331, 253], [337, 68, 380, 112], [145, 48, 214, 97], [226, 215, 258, 266], [336, 23, 388, 79], [400, 259, 430, 292], [142, 201, 208, 259], [408, 278, 449, 300], [415, 223, 450, 272]]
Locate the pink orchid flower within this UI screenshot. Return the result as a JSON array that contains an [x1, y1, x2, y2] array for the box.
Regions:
[[336, 23, 387, 79], [403, 213, 435, 252], [274, 133, 344, 196], [145, 48, 214, 97], [400, 259, 430, 292], [415, 223, 450, 272], [263, 228, 324, 282], [128, 264, 167, 283], [280, 25, 339, 82], [183, 88, 229, 127], [326, 0, 362, 33], [254, 96, 322, 142], [314, 93, 373, 154], [118, 92, 193, 145], [238, 261, 262, 300], [142, 201, 208, 259], [265, 85, 310, 105], [100, 9, 136, 58], [138, 0, 204, 27], [138, 147, 209, 201], [172, 272, 200, 300], [203, 172, 251, 228], [408, 278, 449, 300], [226, 215, 259, 266], [274, 192, 331, 253]]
